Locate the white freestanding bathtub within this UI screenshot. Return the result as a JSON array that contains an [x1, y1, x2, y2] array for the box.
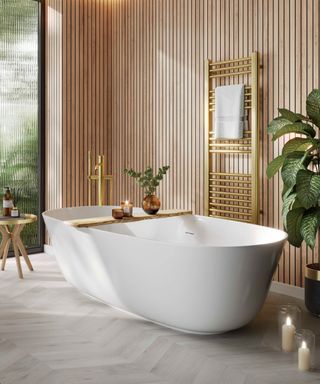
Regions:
[[43, 206, 287, 334]]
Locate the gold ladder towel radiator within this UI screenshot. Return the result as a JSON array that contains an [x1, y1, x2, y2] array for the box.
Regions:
[[205, 52, 259, 223]]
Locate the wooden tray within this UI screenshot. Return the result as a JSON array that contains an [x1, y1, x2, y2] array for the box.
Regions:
[[65, 210, 193, 228]]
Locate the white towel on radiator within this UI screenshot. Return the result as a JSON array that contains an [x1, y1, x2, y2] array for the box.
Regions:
[[214, 84, 245, 139]]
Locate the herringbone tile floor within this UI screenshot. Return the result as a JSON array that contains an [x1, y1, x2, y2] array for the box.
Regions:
[[0, 253, 319, 384]]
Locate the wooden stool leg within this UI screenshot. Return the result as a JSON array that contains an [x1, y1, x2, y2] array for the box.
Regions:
[[0, 234, 8, 259], [1, 238, 11, 271], [11, 225, 25, 279], [17, 238, 33, 271], [0, 226, 9, 259], [12, 241, 23, 279], [0, 239, 5, 260]]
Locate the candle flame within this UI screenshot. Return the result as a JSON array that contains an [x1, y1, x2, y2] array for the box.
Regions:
[[286, 316, 292, 326], [302, 341, 307, 349]]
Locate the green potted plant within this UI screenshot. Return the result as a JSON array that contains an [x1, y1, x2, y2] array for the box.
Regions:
[[267, 89, 320, 317], [123, 165, 170, 214]]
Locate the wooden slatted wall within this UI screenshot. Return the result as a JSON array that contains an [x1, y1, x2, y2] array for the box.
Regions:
[[46, 0, 319, 287], [109, 0, 319, 287], [61, 0, 112, 207]]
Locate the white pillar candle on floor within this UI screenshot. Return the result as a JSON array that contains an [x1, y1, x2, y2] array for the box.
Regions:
[[298, 341, 311, 371], [282, 316, 296, 352]]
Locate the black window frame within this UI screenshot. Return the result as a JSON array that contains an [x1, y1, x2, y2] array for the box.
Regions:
[[30, 0, 45, 254], [38, 0, 45, 253]]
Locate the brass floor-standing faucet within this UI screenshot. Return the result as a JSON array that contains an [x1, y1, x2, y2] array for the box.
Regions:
[[87, 151, 113, 206]]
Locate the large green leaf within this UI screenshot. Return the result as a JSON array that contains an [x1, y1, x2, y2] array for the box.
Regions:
[[282, 183, 294, 199], [300, 208, 320, 248], [282, 192, 298, 229], [292, 198, 304, 210], [306, 89, 320, 128], [266, 155, 284, 179], [286, 208, 305, 247], [279, 108, 303, 122], [281, 152, 310, 188], [282, 137, 315, 156], [272, 122, 316, 141], [296, 169, 320, 209], [267, 117, 291, 135]]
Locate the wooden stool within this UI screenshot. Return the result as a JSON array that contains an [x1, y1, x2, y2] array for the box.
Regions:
[[0, 214, 37, 279]]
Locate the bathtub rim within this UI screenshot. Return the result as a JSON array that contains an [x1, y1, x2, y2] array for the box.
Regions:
[[89, 220, 288, 250], [43, 207, 288, 249]]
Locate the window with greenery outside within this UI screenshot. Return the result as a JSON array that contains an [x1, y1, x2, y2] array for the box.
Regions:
[[0, 0, 40, 248]]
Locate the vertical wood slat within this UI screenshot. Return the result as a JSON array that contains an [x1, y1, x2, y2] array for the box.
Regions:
[[46, 0, 319, 287]]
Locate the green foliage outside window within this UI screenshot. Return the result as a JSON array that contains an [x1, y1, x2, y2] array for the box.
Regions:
[[0, 0, 40, 248]]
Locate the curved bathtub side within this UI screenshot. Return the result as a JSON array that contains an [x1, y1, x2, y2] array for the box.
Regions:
[[43, 214, 127, 309], [81, 225, 284, 333], [43, 210, 286, 334]]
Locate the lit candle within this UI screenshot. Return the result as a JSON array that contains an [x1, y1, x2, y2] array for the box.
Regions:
[[298, 341, 311, 371], [123, 200, 130, 214], [282, 316, 296, 352], [120, 200, 133, 217]]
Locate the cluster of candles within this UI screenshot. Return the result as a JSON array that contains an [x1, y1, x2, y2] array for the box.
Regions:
[[112, 200, 133, 219], [282, 316, 311, 371]]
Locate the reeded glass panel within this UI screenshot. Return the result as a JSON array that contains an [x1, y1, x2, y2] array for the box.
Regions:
[[0, 0, 40, 248]]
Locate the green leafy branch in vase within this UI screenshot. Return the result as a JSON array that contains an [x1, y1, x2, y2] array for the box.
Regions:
[[267, 89, 320, 253], [123, 166, 170, 196]]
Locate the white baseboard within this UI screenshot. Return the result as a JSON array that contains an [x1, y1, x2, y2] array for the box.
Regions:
[[270, 281, 304, 300], [44, 244, 55, 257]]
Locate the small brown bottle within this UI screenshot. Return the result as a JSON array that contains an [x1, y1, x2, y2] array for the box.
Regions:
[[3, 187, 13, 217]]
